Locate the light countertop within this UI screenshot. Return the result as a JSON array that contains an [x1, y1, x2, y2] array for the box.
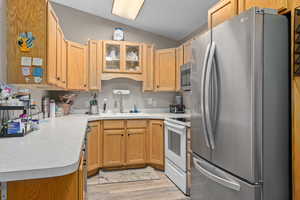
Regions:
[[0, 113, 190, 182]]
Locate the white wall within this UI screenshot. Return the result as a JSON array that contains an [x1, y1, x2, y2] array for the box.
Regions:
[[51, 2, 180, 49]]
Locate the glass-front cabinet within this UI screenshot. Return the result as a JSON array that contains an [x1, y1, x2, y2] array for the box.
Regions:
[[125, 43, 142, 73], [103, 41, 122, 72], [102, 41, 142, 74]]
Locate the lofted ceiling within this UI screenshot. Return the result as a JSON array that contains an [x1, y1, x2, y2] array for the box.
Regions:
[[50, 0, 218, 41]]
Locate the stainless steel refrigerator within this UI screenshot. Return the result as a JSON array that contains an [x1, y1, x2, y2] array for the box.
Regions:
[[191, 8, 290, 200]]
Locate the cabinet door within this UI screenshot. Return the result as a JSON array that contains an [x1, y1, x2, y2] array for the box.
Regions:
[[67, 41, 88, 90], [125, 42, 142, 73], [78, 154, 85, 200], [183, 41, 192, 64], [294, 78, 300, 200], [142, 44, 155, 91], [47, 3, 58, 85], [149, 120, 164, 167], [126, 129, 146, 165], [238, 0, 288, 13], [103, 41, 122, 73], [7, 170, 79, 200], [155, 48, 176, 91], [103, 129, 125, 167], [61, 39, 67, 87], [87, 121, 100, 173], [176, 45, 184, 91], [88, 40, 101, 90], [208, 0, 238, 28], [56, 26, 66, 88]]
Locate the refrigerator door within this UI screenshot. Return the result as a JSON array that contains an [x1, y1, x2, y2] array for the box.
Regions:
[[191, 154, 261, 200], [191, 31, 212, 161], [209, 8, 263, 183]]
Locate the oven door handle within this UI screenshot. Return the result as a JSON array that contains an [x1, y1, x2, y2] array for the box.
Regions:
[[164, 121, 186, 132]]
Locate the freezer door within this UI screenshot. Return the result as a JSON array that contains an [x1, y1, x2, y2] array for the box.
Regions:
[[191, 154, 261, 200], [191, 31, 212, 161], [209, 9, 264, 183]]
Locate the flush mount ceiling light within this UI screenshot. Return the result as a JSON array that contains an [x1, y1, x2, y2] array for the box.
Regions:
[[112, 0, 145, 20]]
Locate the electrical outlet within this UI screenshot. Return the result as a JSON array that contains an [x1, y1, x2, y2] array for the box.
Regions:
[[147, 98, 153, 105], [153, 100, 157, 107]]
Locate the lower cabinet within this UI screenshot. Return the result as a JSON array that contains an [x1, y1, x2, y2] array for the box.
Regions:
[[149, 120, 164, 168], [87, 121, 102, 175], [126, 128, 146, 165], [88, 120, 164, 171], [6, 154, 85, 200], [103, 129, 126, 167]]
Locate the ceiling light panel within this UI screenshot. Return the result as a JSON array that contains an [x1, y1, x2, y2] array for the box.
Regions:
[[112, 0, 145, 20]]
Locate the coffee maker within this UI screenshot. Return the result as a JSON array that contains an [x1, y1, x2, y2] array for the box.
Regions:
[[169, 95, 185, 114]]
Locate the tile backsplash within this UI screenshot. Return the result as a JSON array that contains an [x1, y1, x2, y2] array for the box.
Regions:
[[49, 79, 179, 113]]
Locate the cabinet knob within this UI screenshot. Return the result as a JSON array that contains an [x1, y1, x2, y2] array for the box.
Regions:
[[84, 84, 87, 87], [157, 85, 160, 88], [57, 77, 60, 80]]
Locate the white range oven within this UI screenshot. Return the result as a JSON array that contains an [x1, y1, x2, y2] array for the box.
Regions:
[[164, 118, 190, 195]]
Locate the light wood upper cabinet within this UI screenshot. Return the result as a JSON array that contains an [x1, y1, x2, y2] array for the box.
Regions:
[[61, 39, 67, 87], [176, 45, 184, 91], [47, 3, 59, 86], [55, 26, 67, 88], [143, 44, 155, 91], [126, 129, 146, 165], [155, 48, 176, 91], [103, 40, 122, 73], [208, 0, 238, 28], [149, 120, 164, 167], [67, 41, 88, 90], [183, 41, 192, 64], [125, 42, 143, 73], [103, 129, 125, 167], [88, 40, 102, 91], [87, 121, 100, 173], [238, 0, 288, 13], [102, 40, 142, 74]]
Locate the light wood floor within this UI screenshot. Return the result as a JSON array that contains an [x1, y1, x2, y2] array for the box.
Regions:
[[87, 171, 190, 200]]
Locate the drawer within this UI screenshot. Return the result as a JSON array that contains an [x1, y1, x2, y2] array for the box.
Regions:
[[127, 120, 147, 128], [103, 120, 124, 129]]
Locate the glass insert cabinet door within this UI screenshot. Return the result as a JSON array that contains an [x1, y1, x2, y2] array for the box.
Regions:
[[103, 41, 122, 72], [125, 43, 142, 73]]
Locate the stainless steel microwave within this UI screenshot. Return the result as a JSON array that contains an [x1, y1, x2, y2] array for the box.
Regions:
[[181, 63, 191, 91]]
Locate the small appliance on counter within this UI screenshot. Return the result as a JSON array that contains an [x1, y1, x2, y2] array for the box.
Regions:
[[170, 95, 185, 114], [170, 104, 185, 113], [89, 93, 99, 115]]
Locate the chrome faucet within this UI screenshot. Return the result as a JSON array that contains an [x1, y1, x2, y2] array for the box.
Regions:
[[116, 91, 124, 113], [113, 90, 130, 113]]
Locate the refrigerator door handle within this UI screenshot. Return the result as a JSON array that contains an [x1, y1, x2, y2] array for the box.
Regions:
[[201, 43, 211, 149], [193, 157, 241, 191], [204, 42, 216, 149]]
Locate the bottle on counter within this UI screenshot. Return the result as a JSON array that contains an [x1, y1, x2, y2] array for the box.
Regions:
[[49, 99, 56, 119]]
